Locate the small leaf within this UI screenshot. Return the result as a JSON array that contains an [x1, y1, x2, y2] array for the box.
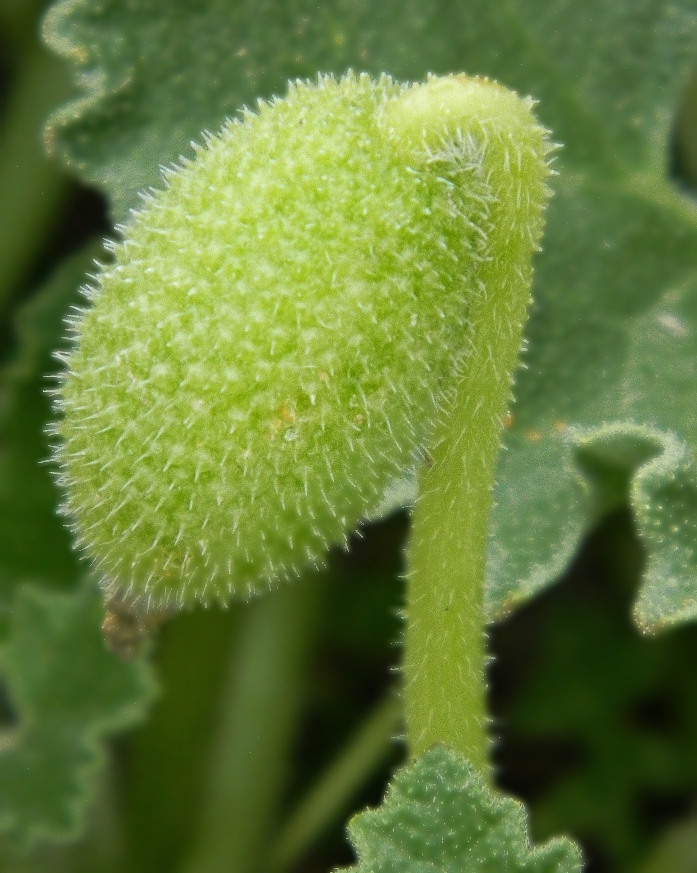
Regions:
[[0, 583, 155, 847], [342, 745, 581, 872], [489, 422, 697, 631]]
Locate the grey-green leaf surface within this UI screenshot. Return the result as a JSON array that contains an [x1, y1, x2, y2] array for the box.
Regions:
[[0, 583, 155, 847], [43, 0, 697, 630], [0, 245, 156, 849], [342, 745, 581, 872]]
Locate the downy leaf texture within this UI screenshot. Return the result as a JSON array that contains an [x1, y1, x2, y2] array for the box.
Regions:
[[342, 745, 581, 872], [0, 584, 154, 846], [0, 248, 156, 846], [44, 0, 697, 630]]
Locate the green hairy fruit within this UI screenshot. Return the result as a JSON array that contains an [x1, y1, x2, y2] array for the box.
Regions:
[[55, 72, 551, 609]]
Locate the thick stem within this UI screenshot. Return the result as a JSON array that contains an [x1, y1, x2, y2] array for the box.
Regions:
[[269, 694, 400, 871], [183, 574, 322, 873], [400, 78, 552, 770]]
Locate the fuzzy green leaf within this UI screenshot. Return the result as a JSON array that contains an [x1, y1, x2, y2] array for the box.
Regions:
[[42, 0, 697, 217], [43, 0, 697, 629], [0, 248, 156, 847], [0, 583, 155, 847], [485, 180, 697, 629], [342, 745, 581, 872]]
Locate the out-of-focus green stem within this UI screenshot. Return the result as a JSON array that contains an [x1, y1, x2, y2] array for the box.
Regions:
[[268, 694, 401, 872], [637, 816, 697, 873], [183, 575, 322, 873], [0, 35, 71, 314], [0, 0, 45, 45], [676, 69, 697, 189]]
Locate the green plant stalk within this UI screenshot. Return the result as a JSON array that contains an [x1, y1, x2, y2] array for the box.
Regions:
[[269, 694, 400, 871], [402, 82, 552, 771], [184, 574, 321, 873], [117, 605, 241, 872]]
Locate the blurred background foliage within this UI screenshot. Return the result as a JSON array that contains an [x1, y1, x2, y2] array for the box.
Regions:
[[2, 1, 697, 872]]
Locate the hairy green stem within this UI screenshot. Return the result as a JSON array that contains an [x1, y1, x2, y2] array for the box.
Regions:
[[183, 575, 321, 873], [269, 694, 401, 871], [401, 80, 551, 770]]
